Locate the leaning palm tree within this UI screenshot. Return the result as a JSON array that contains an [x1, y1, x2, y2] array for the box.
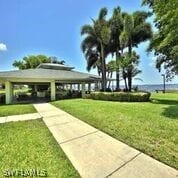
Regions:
[[120, 11, 152, 91], [81, 7, 110, 91]]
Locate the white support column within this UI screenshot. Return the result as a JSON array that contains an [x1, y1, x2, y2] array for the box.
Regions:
[[64, 84, 67, 90], [34, 85, 38, 92], [88, 83, 91, 91], [81, 83, 85, 98], [78, 84, 80, 91], [5, 81, 13, 104], [51, 81, 56, 101], [70, 84, 72, 90], [66, 84, 69, 90]]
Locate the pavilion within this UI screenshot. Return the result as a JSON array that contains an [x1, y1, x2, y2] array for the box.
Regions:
[[0, 63, 101, 104]]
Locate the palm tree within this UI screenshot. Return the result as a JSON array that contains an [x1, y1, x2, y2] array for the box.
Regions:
[[81, 7, 110, 91], [106, 60, 116, 88], [109, 6, 124, 90], [93, 60, 102, 76], [118, 55, 129, 90], [120, 11, 152, 91], [119, 51, 141, 91]]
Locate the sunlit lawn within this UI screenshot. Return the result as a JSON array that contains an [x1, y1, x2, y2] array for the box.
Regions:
[[0, 89, 5, 94], [0, 88, 29, 94], [52, 93, 178, 169], [0, 119, 79, 178], [0, 104, 36, 117]]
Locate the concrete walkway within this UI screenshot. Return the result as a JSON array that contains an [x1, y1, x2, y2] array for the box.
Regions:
[[34, 103, 178, 178], [0, 113, 41, 124]]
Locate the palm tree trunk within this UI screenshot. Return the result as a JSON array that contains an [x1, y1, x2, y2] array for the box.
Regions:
[[107, 71, 110, 78], [123, 70, 128, 91], [116, 50, 120, 90], [97, 67, 100, 76], [124, 78, 128, 91], [107, 72, 111, 88], [128, 43, 132, 92], [108, 72, 113, 88], [100, 42, 107, 91]]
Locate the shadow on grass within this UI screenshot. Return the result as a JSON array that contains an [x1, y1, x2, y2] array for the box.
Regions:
[[151, 99, 178, 105], [0, 103, 31, 106], [151, 98, 178, 119], [162, 105, 178, 119]]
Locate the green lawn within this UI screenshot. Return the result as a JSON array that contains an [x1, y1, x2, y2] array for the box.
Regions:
[[0, 104, 37, 117], [52, 93, 178, 169], [0, 89, 5, 94], [0, 119, 79, 178], [0, 88, 29, 94]]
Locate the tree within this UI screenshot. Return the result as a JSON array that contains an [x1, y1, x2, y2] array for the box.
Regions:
[[119, 51, 141, 90], [81, 7, 110, 91], [81, 7, 152, 92], [120, 11, 152, 91], [49, 56, 65, 65], [109, 6, 123, 89], [142, 0, 178, 80], [106, 60, 116, 88], [13, 55, 65, 69]]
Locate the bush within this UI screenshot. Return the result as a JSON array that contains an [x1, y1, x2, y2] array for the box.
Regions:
[[56, 91, 81, 100], [90, 92, 151, 102]]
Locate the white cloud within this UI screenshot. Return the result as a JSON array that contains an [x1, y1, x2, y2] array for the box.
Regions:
[[149, 56, 157, 67], [0, 43, 7, 51]]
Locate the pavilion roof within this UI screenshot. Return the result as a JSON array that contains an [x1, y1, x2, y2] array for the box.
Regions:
[[0, 68, 101, 82]]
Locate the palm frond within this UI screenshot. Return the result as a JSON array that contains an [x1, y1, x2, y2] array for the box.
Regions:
[[98, 7, 108, 20], [81, 36, 98, 53], [81, 25, 94, 36], [132, 23, 152, 45]]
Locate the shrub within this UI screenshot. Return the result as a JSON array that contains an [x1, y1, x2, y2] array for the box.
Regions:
[[90, 92, 151, 102]]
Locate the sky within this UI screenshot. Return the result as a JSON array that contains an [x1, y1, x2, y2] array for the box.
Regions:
[[0, 0, 177, 85]]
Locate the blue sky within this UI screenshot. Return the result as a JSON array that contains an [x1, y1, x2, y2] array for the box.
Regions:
[[0, 0, 177, 85]]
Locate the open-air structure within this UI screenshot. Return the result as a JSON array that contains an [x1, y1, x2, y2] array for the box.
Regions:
[[0, 63, 101, 104]]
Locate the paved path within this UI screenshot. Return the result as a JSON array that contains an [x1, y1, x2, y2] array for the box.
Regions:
[[0, 113, 41, 124], [33, 103, 178, 178]]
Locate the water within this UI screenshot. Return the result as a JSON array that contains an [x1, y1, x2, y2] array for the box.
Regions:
[[134, 84, 178, 92], [109, 84, 178, 92]]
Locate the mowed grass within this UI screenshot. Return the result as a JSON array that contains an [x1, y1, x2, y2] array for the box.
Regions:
[[0, 89, 5, 94], [0, 104, 36, 117], [52, 93, 178, 169], [0, 88, 29, 94], [0, 119, 79, 178]]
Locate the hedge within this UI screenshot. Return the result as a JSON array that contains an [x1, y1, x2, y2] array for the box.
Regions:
[[89, 92, 151, 102]]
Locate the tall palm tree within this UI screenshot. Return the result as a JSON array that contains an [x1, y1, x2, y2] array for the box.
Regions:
[[120, 11, 152, 91], [81, 8, 110, 91], [109, 6, 124, 90]]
